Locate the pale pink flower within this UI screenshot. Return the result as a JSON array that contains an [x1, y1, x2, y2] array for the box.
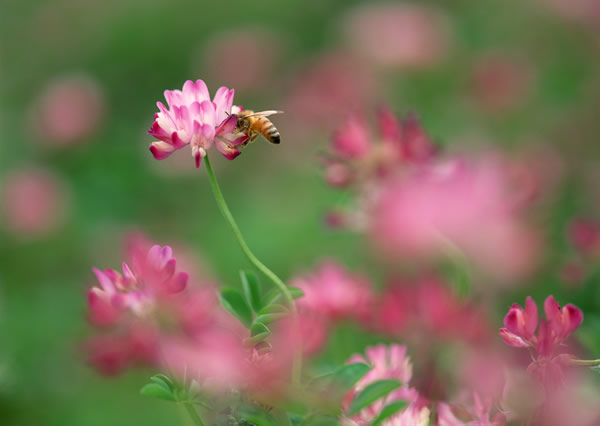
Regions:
[[0, 167, 69, 238], [342, 344, 428, 426], [291, 260, 372, 320], [88, 238, 188, 325], [29, 75, 105, 146], [341, 3, 451, 69], [369, 156, 539, 281], [437, 393, 506, 426], [148, 79, 247, 166]]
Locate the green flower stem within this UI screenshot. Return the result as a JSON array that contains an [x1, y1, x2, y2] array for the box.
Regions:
[[182, 402, 205, 426], [203, 155, 302, 383], [569, 359, 600, 366]]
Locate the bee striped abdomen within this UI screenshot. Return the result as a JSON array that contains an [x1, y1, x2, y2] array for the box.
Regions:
[[258, 117, 280, 144]]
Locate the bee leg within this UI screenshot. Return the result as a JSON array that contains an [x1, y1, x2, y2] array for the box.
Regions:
[[239, 133, 257, 149]]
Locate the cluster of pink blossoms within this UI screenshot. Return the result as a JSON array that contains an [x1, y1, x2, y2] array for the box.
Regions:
[[148, 80, 248, 167], [85, 235, 243, 378], [499, 295, 583, 386], [325, 107, 540, 281]]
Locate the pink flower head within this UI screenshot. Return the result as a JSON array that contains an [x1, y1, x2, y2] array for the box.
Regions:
[[499, 295, 583, 357], [378, 107, 437, 163], [332, 113, 371, 159], [291, 260, 372, 321], [88, 239, 188, 325], [148, 79, 247, 167], [343, 344, 429, 426]]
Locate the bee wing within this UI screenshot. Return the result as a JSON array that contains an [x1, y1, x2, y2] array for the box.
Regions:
[[241, 110, 284, 118]]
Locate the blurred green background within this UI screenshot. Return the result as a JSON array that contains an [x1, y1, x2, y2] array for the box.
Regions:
[[1, 0, 600, 424]]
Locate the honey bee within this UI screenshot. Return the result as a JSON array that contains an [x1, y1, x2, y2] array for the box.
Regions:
[[236, 110, 283, 147]]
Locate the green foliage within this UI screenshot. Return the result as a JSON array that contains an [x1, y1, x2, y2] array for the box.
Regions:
[[220, 287, 254, 327], [264, 286, 305, 306], [140, 375, 177, 402], [371, 400, 409, 426], [241, 270, 264, 313], [347, 379, 403, 416]]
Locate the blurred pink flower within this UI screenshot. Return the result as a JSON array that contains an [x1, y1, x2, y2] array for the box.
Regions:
[[29, 75, 105, 147], [437, 393, 506, 426], [148, 79, 246, 166], [283, 52, 376, 132], [342, 344, 429, 426], [0, 167, 69, 238], [369, 156, 540, 281], [367, 277, 491, 344], [85, 326, 158, 376], [568, 218, 600, 256], [162, 332, 249, 391], [291, 260, 373, 321], [88, 237, 188, 326], [536, 0, 600, 27], [341, 3, 451, 69], [559, 259, 586, 287], [200, 29, 281, 93], [325, 108, 436, 182], [469, 53, 533, 113]]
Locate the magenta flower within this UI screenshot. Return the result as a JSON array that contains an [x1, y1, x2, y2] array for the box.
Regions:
[[148, 79, 247, 167], [499, 295, 583, 357], [342, 344, 429, 426], [88, 240, 188, 325]]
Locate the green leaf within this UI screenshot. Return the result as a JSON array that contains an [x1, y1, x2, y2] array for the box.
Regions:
[[250, 322, 270, 336], [241, 270, 263, 312], [140, 383, 176, 401], [347, 379, 403, 415], [264, 286, 305, 305], [244, 332, 270, 345], [331, 363, 371, 392], [219, 288, 253, 327], [254, 312, 287, 325], [258, 303, 288, 315], [300, 414, 340, 426], [237, 404, 277, 426], [149, 374, 175, 391], [371, 400, 409, 426]]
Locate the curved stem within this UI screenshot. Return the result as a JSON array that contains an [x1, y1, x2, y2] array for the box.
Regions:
[[203, 155, 302, 384], [203, 155, 295, 311], [182, 402, 205, 426]]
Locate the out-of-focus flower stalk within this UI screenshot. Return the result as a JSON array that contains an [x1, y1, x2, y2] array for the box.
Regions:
[[183, 403, 205, 426], [202, 155, 302, 383], [568, 359, 600, 367]]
